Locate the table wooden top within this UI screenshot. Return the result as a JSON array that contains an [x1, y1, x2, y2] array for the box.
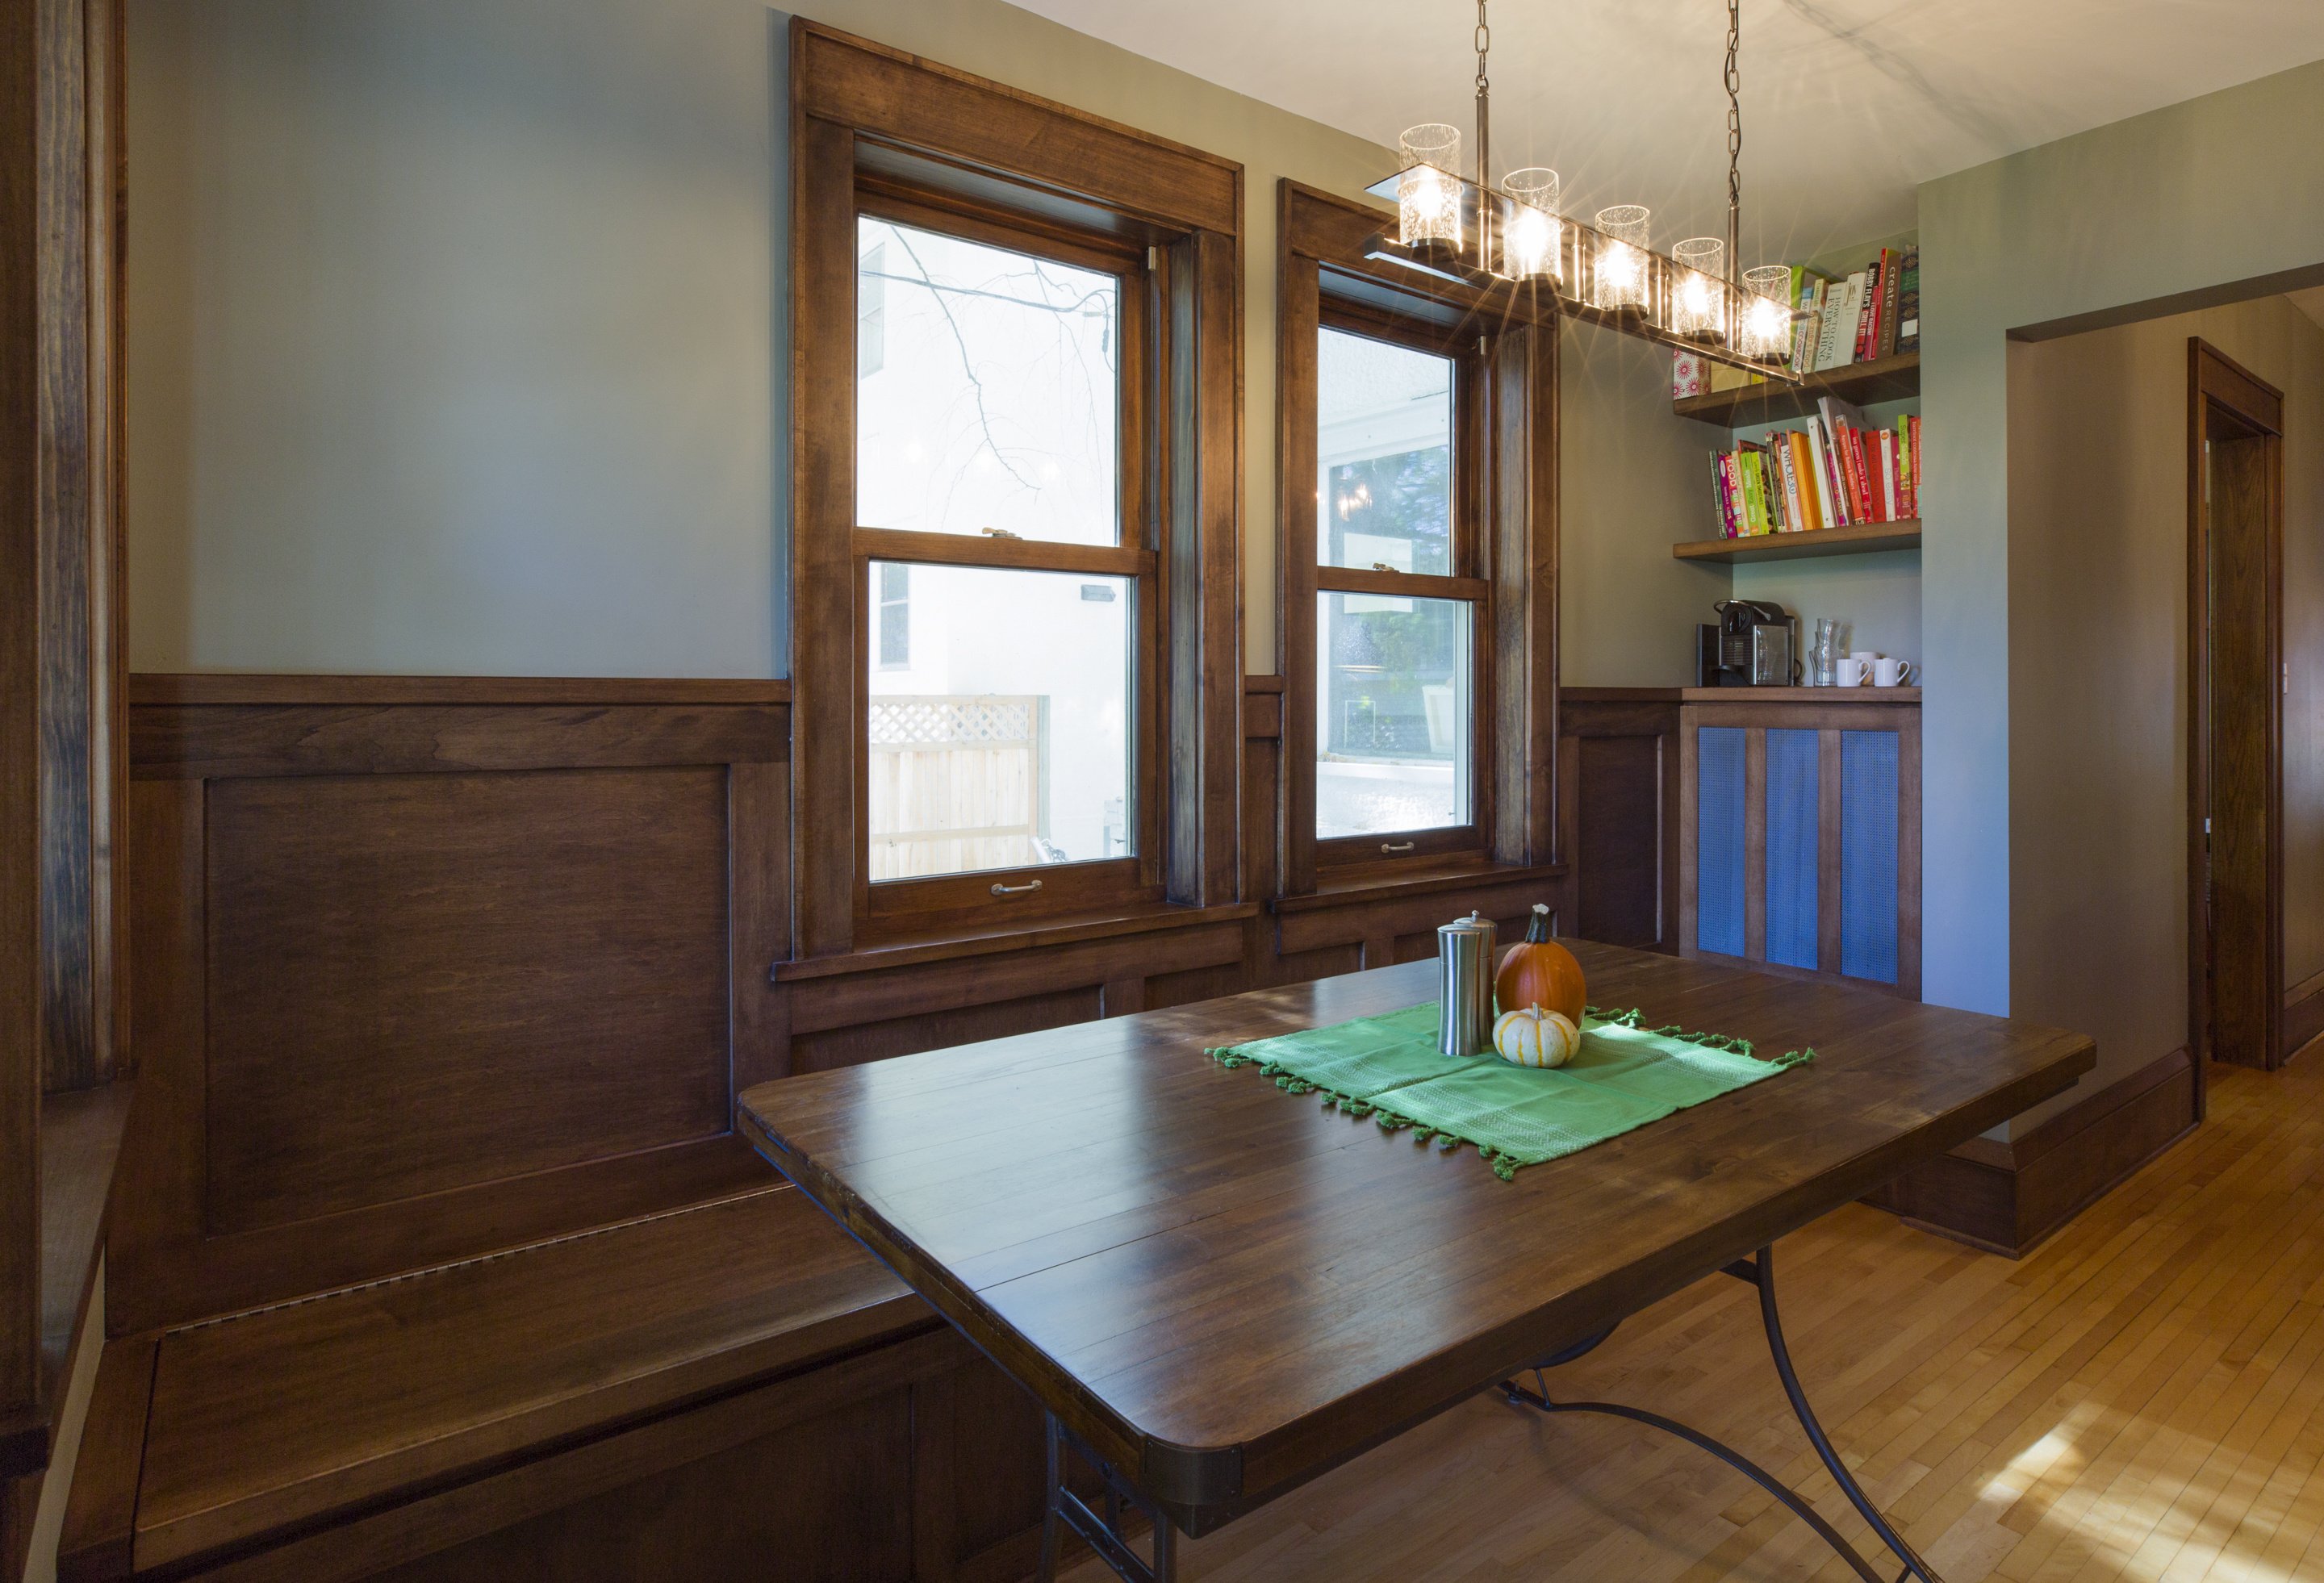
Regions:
[[738, 944, 2093, 1529]]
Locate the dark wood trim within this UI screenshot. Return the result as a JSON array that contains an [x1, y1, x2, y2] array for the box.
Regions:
[[128, 701, 788, 781], [773, 900, 1256, 982], [126, 675, 792, 708], [1268, 858, 1565, 917], [2188, 337, 2287, 1096], [0, 0, 38, 1435], [792, 21, 1239, 238], [1866, 1047, 2198, 1258], [55, 1330, 155, 1583]]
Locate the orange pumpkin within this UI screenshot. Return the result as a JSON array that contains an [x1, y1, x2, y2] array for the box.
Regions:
[[1496, 904, 1586, 1025]]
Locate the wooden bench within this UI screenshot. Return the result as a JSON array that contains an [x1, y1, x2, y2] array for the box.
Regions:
[[58, 681, 1046, 1581], [59, 1186, 1045, 1581]]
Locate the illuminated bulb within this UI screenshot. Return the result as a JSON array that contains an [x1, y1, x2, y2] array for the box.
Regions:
[[1592, 206, 1652, 314], [1500, 169, 1561, 282], [1672, 237, 1725, 340], [1396, 124, 1463, 250], [1740, 264, 1795, 362], [1503, 205, 1560, 281]]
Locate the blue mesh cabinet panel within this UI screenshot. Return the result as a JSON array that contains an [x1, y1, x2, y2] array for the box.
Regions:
[[1764, 729, 1820, 969], [1841, 730, 1900, 984], [1696, 727, 1747, 957]]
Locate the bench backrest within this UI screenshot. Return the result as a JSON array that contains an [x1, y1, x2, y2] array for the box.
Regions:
[[111, 677, 790, 1334]]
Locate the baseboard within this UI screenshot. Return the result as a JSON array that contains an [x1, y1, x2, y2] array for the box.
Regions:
[[2284, 969, 2324, 1063], [1863, 1047, 2197, 1259]]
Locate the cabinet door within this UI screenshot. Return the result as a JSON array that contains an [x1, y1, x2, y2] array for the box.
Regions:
[[1683, 708, 1918, 996]]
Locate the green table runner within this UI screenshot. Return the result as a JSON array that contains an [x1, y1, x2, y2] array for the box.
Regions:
[[1210, 1005, 1813, 1180]]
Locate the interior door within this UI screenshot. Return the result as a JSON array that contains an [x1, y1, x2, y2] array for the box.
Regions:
[[2190, 340, 2285, 1077]]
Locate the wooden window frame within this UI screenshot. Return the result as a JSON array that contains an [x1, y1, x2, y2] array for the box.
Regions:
[[1277, 180, 1559, 898], [791, 22, 1243, 958], [1310, 300, 1494, 869]]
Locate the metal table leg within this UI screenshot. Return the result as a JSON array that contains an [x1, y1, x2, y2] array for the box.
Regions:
[[1501, 1243, 1946, 1583], [1036, 1413, 1180, 1583]]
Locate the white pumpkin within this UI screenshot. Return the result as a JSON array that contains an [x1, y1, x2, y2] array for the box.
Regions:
[[1493, 1006, 1580, 1069]]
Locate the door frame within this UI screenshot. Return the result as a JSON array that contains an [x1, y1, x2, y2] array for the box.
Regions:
[[2186, 337, 2287, 1109]]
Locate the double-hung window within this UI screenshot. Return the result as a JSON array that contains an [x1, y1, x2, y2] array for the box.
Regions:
[[851, 206, 1157, 929], [1277, 182, 1560, 898], [1312, 310, 1489, 862], [789, 21, 1243, 959]]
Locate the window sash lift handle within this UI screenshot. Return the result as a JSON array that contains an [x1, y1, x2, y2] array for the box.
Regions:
[[990, 879, 1045, 896]]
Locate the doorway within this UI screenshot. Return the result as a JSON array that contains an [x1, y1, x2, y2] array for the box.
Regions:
[[2188, 338, 2287, 1094]]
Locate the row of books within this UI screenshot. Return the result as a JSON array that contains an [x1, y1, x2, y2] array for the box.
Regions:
[[1672, 244, 1919, 399], [1707, 400, 1921, 539], [1783, 244, 1918, 376]]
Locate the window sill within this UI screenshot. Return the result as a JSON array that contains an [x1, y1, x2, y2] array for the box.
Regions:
[[1269, 858, 1566, 917], [771, 900, 1259, 983]]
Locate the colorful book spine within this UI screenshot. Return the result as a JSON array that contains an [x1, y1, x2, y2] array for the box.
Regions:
[[1896, 247, 1921, 353], [1710, 452, 1737, 538], [1875, 248, 1903, 360], [1854, 258, 1883, 363]]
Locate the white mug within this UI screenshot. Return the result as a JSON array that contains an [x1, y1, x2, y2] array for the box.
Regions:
[[1836, 655, 1872, 687], [1875, 658, 1916, 687]]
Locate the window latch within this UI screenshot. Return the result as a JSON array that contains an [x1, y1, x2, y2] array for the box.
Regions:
[[1370, 562, 1400, 574], [981, 526, 1023, 541], [1381, 842, 1415, 854], [990, 879, 1044, 896]]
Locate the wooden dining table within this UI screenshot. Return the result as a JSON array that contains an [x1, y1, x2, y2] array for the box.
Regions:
[[738, 941, 2095, 1583]]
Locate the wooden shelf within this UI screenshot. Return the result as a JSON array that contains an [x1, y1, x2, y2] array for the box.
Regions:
[[1674, 349, 1919, 427], [1673, 520, 1921, 564]]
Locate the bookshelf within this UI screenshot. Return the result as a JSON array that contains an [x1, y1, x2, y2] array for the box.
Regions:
[[1672, 519, 1921, 564], [1674, 349, 1920, 427]]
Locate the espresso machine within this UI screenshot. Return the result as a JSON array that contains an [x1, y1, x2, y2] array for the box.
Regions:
[[1696, 599, 1799, 687]]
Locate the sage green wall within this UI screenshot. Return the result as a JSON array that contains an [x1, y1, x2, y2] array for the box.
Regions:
[[126, 0, 1724, 683], [126, 0, 785, 677], [2008, 297, 2324, 1129], [126, 0, 1398, 678], [1918, 56, 2324, 1028], [1557, 318, 1732, 687]]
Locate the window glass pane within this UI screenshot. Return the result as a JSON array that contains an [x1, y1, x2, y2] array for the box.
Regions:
[[868, 562, 1133, 882], [1315, 591, 1470, 839], [857, 216, 1121, 547], [1318, 328, 1452, 576], [876, 562, 909, 669]]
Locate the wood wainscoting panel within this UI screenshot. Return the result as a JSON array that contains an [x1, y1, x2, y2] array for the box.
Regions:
[[1557, 691, 1681, 954], [113, 683, 791, 1334], [201, 767, 733, 1236]]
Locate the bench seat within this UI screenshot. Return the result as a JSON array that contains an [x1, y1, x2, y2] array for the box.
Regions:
[[61, 1186, 967, 1581]]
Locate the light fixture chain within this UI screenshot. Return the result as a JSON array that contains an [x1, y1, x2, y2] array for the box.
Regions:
[[1724, 0, 1742, 282], [1474, 0, 1491, 186]]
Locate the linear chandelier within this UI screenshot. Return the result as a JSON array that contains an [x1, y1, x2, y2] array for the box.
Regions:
[[1361, 0, 1802, 385]]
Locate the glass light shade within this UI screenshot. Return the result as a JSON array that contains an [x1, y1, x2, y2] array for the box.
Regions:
[[1591, 205, 1651, 314], [1499, 168, 1561, 282], [1671, 237, 1726, 341], [1396, 124, 1463, 249], [1740, 264, 1794, 362]]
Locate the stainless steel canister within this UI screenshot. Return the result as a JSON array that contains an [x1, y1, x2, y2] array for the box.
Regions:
[[1436, 911, 1498, 1057]]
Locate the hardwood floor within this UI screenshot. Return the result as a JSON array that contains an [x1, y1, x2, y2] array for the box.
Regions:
[[1066, 1055, 2324, 1581]]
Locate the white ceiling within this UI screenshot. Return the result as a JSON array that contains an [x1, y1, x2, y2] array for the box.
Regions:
[[1011, 0, 2324, 260]]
